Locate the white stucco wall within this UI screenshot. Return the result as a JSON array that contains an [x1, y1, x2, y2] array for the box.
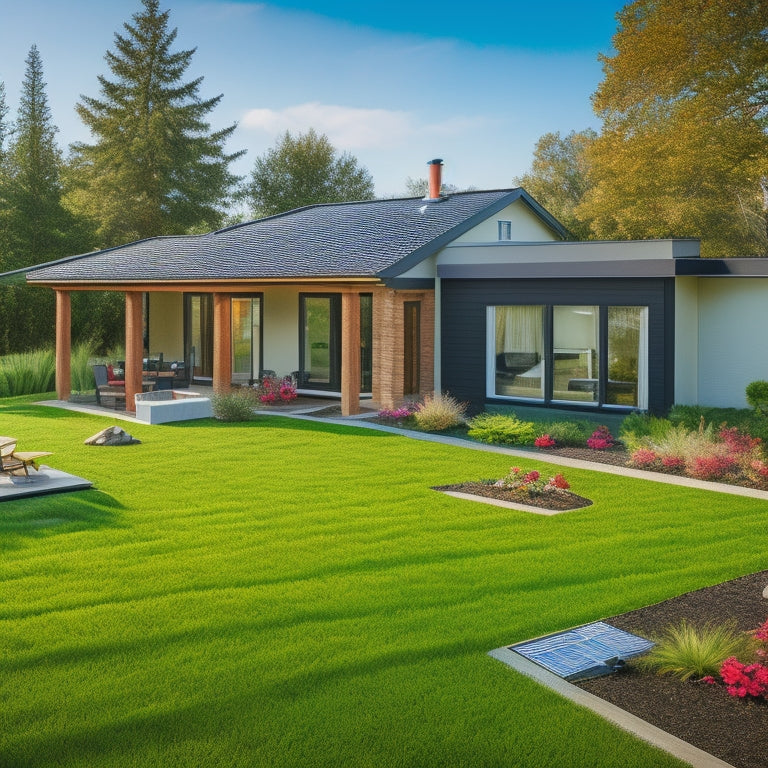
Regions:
[[673, 277, 699, 405], [695, 278, 768, 408], [148, 293, 184, 360], [263, 287, 299, 376]]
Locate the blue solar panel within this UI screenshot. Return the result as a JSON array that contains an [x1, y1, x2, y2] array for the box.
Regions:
[[510, 621, 655, 681]]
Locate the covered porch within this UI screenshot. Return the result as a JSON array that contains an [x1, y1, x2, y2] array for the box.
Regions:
[[51, 280, 435, 417]]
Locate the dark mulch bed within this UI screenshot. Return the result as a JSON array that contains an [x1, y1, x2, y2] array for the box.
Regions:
[[432, 481, 592, 510], [577, 571, 768, 768]]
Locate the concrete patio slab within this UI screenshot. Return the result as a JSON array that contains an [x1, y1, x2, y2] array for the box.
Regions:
[[0, 466, 92, 502]]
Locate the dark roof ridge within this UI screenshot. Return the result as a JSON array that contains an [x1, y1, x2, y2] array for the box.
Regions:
[[212, 189, 525, 235]]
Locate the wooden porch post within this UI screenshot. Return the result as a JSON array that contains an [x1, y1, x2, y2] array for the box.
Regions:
[[341, 292, 361, 416], [125, 292, 144, 413], [213, 293, 231, 393], [55, 290, 71, 401]]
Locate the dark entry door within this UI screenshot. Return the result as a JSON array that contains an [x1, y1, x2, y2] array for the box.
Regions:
[[404, 301, 420, 395]]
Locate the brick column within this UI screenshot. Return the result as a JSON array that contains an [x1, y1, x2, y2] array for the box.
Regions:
[[125, 292, 144, 412], [213, 293, 232, 393], [372, 287, 403, 410], [341, 292, 361, 416], [419, 290, 435, 396], [55, 290, 71, 401]]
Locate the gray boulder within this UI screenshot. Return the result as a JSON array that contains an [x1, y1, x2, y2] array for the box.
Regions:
[[84, 426, 140, 446]]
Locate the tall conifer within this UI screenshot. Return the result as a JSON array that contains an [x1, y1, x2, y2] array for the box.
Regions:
[[67, 0, 244, 246]]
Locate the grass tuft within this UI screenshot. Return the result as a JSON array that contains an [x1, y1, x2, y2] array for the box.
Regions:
[[638, 620, 756, 681]]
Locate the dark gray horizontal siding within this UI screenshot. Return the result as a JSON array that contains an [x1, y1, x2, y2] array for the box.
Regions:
[[440, 278, 674, 415]]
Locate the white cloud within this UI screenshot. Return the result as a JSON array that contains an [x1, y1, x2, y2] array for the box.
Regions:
[[241, 102, 486, 150]]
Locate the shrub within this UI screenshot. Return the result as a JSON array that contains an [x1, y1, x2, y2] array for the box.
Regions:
[[619, 413, 674, 452], [719, 657, 768, 699], [412, 393, 467, 432], [466, 412, 537, 445], [211, 389, 258, 421], [534, 434, 556, 448], [639, 620, 756, 681], [630, 447, 657, 466], [685, 453, 738, 480], [256, 374, 297, 404], [539, 420, 590, 446], [746, 380, 768, 417], [586, 425, 614, 450]]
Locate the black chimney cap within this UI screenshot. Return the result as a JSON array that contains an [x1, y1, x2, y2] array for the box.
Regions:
[[427, 158, 443, 165]]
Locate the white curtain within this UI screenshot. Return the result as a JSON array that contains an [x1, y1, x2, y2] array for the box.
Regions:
[[495, 306, 543, 355]]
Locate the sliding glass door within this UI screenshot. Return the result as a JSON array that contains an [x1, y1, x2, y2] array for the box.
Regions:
[[231, 296, 262, 384], [185, 294, 213, 382], [300, 295, 341, 390]]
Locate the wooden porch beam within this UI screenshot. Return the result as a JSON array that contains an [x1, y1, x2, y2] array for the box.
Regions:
[[213, 292, 232, 393], [341, 292, 361, 416], [125, 292, 144, 413], [55, 290, 71, 401]]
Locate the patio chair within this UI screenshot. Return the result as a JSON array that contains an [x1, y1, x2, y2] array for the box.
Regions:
[[0, 437, 52, 479], [93, 364, 127, 408]]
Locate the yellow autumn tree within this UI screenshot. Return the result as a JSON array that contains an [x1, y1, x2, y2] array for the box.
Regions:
[[579, 0, 768, 257]]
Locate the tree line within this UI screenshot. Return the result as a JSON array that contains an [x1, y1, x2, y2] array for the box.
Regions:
[[0, 0, 374, 355], [2, 0, 766, 356], [517, 0, 768, 258]]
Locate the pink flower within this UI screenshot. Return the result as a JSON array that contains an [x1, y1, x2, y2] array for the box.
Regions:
[[701, 676, 716, 685], [523, 470, 540, 483]]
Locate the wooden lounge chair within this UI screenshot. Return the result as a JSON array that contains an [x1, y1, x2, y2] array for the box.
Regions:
[[0, 437, 52, 479], [93, 364, 127, 408]]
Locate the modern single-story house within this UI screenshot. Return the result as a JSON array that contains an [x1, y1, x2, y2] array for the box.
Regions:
[[11, 160, 768, 416]]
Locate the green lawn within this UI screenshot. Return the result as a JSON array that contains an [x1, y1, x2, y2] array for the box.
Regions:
[[1, 398, 766, 768]]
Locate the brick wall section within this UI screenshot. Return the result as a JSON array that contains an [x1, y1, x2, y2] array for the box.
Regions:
[[372, 286, 435, 409]]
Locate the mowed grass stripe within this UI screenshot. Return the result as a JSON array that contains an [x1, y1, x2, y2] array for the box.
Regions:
[[1, 400, 765, 767]]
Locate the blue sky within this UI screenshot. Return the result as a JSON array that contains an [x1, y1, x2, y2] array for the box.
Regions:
[[0, 0, 625, 198]]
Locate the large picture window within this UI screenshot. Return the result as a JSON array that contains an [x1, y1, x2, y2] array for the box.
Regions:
[[488, 304, 648, 409]]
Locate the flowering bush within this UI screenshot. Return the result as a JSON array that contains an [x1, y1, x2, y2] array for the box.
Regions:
[[378, 403, 417, 421], [685, 453, 738, 480], [719, 657, 768, 699], [494, 466, 570, 496], [534, 434, 556, 448], [587, 425, 614, 450], [257, 374, 297, 404], [718, 426, 762, 455], [661, 455, 685, 469], [630, 447, 657, 466]]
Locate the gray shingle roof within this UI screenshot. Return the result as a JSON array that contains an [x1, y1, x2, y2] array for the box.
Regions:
[[25, 189, 566, 284]]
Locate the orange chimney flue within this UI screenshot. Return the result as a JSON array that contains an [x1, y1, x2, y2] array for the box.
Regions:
[[427, 158, 443, 199]]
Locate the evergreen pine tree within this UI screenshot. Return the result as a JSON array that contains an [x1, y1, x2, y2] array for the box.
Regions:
[[5, 45, 72, 269], [66, 0, 244, 246]]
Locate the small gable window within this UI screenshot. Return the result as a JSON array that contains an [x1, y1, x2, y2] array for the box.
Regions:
[[498, 220, 512, 240]]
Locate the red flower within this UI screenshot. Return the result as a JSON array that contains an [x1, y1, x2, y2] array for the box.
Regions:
[[523, 470, 540, 483]]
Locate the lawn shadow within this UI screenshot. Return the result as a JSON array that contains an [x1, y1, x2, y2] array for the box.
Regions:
[[0, 490, 125, 550]]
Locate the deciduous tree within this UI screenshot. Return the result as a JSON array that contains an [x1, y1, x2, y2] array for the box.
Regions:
[[514, 129, 596, 239], [578, 0, 768, 257], [66, 0, 244, 246], [247, 129, 374, 217]]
